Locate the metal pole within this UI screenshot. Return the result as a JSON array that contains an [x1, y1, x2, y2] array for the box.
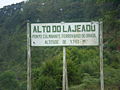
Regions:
[[63, 47, 68, 90], [27, 21, 31, 90], [99, 21, 104, 90]]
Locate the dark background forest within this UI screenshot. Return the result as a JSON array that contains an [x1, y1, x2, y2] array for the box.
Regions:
[[0, 0, 120, 90]]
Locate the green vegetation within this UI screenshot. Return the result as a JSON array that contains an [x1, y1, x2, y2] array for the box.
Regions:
[[0, 0, 120, 90]]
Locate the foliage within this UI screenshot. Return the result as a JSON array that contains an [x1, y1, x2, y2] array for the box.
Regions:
[[0, 71, 20, 90], [35, 76, 57, 90]]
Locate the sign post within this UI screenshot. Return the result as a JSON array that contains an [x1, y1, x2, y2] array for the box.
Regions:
[[28, 22, 103, 90], [99, 21, 104, 90], [27, 21, 31, 90]]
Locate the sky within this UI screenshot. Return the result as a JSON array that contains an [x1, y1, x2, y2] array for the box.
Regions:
[[0, 0, 26, 8]]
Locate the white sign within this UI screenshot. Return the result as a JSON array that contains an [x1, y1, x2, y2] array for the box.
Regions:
[[31, 22, 99, 46]]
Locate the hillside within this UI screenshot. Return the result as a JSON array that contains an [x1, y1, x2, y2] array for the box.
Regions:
[[0, 0, 120, 90]]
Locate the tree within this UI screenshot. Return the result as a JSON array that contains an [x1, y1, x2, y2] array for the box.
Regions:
[[35, 76, 57, 90], [0, 71, 20, 90]]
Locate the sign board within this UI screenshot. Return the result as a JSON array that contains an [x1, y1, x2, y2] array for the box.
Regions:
[[31, 22, 99, 46]]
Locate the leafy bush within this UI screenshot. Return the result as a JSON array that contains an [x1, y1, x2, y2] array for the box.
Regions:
[[35, 76, 57, 90]]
